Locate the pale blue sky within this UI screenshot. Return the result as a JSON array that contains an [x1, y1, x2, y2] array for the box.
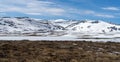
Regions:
[[0, 0, 120, 24]]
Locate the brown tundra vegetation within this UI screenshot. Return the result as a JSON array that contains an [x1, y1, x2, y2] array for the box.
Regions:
[[0, 40, 119, 62]]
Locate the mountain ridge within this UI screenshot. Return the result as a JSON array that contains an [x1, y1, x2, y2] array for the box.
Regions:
[[0, 17, 120, 35]]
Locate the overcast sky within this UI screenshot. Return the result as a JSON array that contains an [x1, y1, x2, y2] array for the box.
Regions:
[[0, 0, 120, 24]]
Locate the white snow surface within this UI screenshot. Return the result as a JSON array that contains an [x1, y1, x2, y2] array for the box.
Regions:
[[0, 17, 120, 42], [66, 20, 120, 34], [0, 17, 64, 33], [0, 36, 120, 42]]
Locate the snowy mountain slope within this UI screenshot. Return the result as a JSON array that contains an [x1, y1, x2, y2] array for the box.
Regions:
[[0, 17, 120, 35], [0, 17, 65, 33], [0, 18, 120, 41], [66, 20, 120, 34], [51, 19, 78, 27]]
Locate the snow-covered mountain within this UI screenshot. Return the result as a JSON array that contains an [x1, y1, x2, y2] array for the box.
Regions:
[[50, 19, 77, 27], [66, 20, 120, 34], [0, 17, 120, 35], [0, 17, 65, 34]]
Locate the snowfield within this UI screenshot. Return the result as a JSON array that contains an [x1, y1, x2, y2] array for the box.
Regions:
[[0, 34, 120, 42], [0, 17, 120, 42]]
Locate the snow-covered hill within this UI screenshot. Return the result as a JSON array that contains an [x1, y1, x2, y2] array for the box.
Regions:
[[0, 17, 120, 35], [66, 20, 120, 34], [50, 19, 77, 27], [0, 17, 65, 34], [0, 17, 120, 41]]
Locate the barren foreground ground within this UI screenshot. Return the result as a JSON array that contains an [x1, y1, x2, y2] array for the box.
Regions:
[[0, 40, 120, 62]]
